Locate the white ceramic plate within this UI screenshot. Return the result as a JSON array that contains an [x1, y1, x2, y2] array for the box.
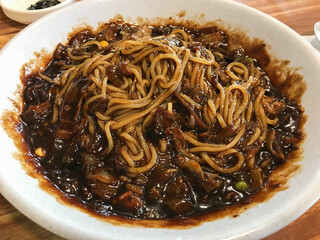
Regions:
[[0, 0, 320, 239]]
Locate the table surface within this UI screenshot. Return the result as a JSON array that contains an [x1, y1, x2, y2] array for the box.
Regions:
[[0, 0, 319, 239]]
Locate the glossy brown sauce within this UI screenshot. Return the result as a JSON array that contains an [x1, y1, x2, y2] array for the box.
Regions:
[[1, 15, 306, 228]]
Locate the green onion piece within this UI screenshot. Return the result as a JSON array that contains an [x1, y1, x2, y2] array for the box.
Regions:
[[215, 179, 222, 188], [245, 57, 254, 64], [235, 180, 248, 191]]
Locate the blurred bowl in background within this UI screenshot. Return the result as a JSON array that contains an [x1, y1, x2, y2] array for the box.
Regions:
[[0, 0, 77, 24]]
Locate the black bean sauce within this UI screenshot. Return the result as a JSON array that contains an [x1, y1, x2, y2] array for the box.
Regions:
[[19, 23, 303, 219]]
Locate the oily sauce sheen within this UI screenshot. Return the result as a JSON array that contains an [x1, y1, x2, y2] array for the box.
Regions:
[[17, 22, 304, 222]]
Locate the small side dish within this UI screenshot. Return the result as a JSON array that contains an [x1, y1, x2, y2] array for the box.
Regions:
[[0, 0, 76, 24]]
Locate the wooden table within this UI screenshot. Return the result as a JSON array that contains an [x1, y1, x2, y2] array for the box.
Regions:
[[0, 1, 319, 239]]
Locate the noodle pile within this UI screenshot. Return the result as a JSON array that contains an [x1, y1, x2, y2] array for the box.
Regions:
[[48, 26, 277, 175]]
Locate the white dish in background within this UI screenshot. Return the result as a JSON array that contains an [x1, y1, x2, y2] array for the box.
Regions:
[[0, 0, 77, 24], [303, 35, 320, 52], [0, 0, 320, 239]]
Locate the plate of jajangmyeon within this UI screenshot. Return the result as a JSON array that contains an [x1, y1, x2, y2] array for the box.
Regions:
[[0, 0, 319, 239]]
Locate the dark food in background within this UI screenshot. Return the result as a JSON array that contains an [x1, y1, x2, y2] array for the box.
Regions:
[[27, 0, 61, 10], [19, 22, 303, 219]]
